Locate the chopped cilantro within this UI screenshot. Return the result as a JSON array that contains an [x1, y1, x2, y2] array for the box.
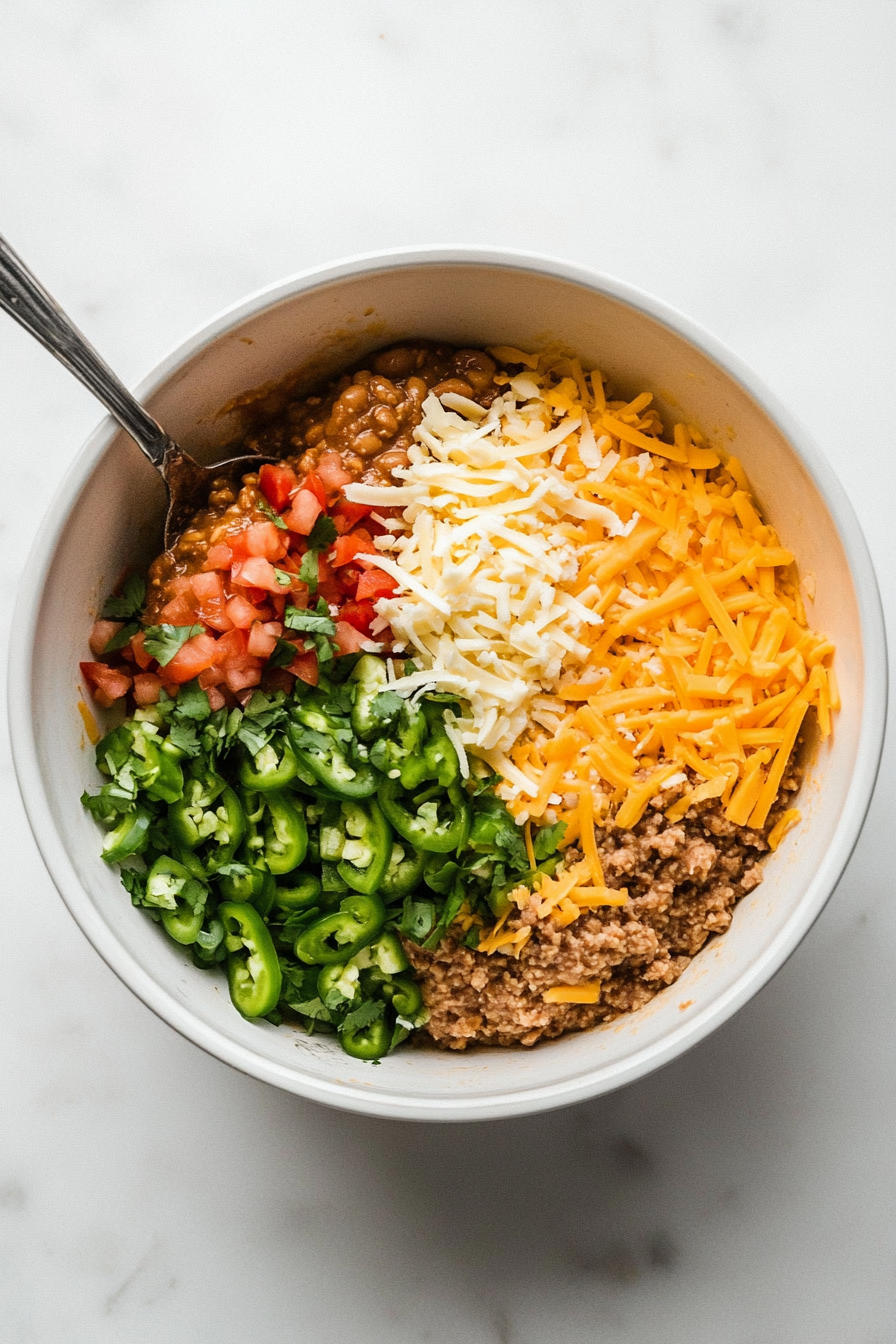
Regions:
[[101, 573, 146, 621], [284, 607, 336, 637], [298, 549, 319, 594], [533, 820, 567, 861], [306, 514, 338, 551], [257, 497, 288, 529], [143, 623, 204, 666], [103, 620, 139, 653], [370, 690, 404, 722], [173, 679, 212, 721], [273, 567, 293, 588], [341, 998, 385, 1035], [167, 723, 201, 756]]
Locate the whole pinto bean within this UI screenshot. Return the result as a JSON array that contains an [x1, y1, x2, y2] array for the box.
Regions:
[[430, 378, 474, 400], [453, 349, 497, 393], [372, 404, 399, 438], [373, 448, 410, 475], [353, 428, 385, 457], [372, 346, 416, 379]]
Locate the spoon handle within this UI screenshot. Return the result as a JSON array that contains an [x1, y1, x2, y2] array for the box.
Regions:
[[0, 232, 173, 469]]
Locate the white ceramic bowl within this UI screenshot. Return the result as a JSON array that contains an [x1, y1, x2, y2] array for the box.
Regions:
[[9, 248, 887, 1121]]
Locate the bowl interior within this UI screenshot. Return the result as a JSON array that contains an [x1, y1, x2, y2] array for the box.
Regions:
[[18, 257, 875, 1118]]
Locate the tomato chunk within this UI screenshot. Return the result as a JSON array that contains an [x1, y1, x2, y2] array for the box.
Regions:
[[330, 529, 378, 568], [247, 621, 279, 658], [338, 599, 377, 635], [333, 621, 372, 655], [331, 499, 372, 534], [259, 462, 299, 512], [164, 632, 221, 684], [356, 568, 399, 601], [231, 555, 286, 594], [132, 673, 163, 706], [288, 648, 319, 686], [159, 592, 198, 625], [283, 491, 323, 536], [203, 543, 234, 572], [88, 620, 123, 656], [317, 451, 353, 492], [80, 661, 133, 706], [299, 472, 328, 509], [244, 520, 287, 561]]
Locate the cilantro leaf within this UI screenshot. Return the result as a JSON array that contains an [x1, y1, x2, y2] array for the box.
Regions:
[[370, 690, 404, 722], [290, 997, 333, 1022], [533, 820, 568, 862], [173, 679, 212, 721], [298, 550, 319, 594], [167, 723, 201, 757], [273, 567, 293, 589], [398, 897, 436, 943], [284, 607, 336, 637], [307, 515, 338, 551], [143, 623, 204, 666], [268, 637, 299, 670], [101, 573, 146, 620], [103, 620, 139, 653], [340, 998, 385, 1035], [257, 497, 288, 530]]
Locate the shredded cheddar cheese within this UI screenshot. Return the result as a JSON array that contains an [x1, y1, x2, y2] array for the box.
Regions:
[[345, 346, 836, 948]]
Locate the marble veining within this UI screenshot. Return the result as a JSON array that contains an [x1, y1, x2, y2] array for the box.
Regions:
[[3, 2, 896, 1340]]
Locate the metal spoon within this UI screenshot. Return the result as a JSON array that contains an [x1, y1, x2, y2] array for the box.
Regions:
[[0, 232, 273, 548]]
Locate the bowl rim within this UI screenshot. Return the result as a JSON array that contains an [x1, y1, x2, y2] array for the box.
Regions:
[[8, 244, 888, 1121]]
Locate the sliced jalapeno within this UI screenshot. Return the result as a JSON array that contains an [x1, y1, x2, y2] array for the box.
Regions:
[[218, 900, 282, 1017], [380, 841, 426, 900], [378, 780, 470, 853], [169, 773, 244, 865], [386, 975, 424, 1021], [295, 892, 386, 965], [101, 806, 152, 864], [368, 928, 410, 975], [317, 961, 361, 1009], [244, 788, 307, 875], [287, 719, 380, 799], [143, 855, 208, 945], [217, 863, 276, 918], [238, 735, 298, 792], [274, 872, 322, 911], [318, 798, 393, 895], [349, 654, 388, 740], [340, 1016, 391, 1061]]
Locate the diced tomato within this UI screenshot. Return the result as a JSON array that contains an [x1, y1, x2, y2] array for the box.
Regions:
[[80, 661, 133, 706], [331, 499, 372, 534], [330, 529, 377, 568], [333, 621, 371, 655], [338, 599, 377, 635], [225, 594, 264, 629], [214, 628, 250, 668], [88, 620, 123, 656], [262, 666, 296, 696], [206, 686, 227, 711], [334, 563, 362, 597], [164, 632, 222, 684], [129, 631, 153, 670], [198, 666, 226, 688], [299, 472, 328, 509], [159, 592, 198, 625], [356, 568, 399, 601], [289, 648, 319, 686], [223, 661, 264, 693], [189, 571, 233, 632], [247, 621, 279, 658], [244, 520, 287, 561], [203, 543, 234, 572], [226, 528, 253, 561], [132, 673, 163, 706], [259, 462, 299, 512], [230, 555, 286, 594], [283, 491, 323, 536], [317, 451, 353, 492]]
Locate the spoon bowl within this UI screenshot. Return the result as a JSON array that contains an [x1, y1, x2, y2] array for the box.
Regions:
[[0, 232, 274, 548]]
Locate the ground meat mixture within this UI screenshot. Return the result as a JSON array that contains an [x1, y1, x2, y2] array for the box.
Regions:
[[405, 765, 802, 1050]]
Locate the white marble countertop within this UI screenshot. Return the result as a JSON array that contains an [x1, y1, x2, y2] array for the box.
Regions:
[[3, 3, 896, 1340]]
